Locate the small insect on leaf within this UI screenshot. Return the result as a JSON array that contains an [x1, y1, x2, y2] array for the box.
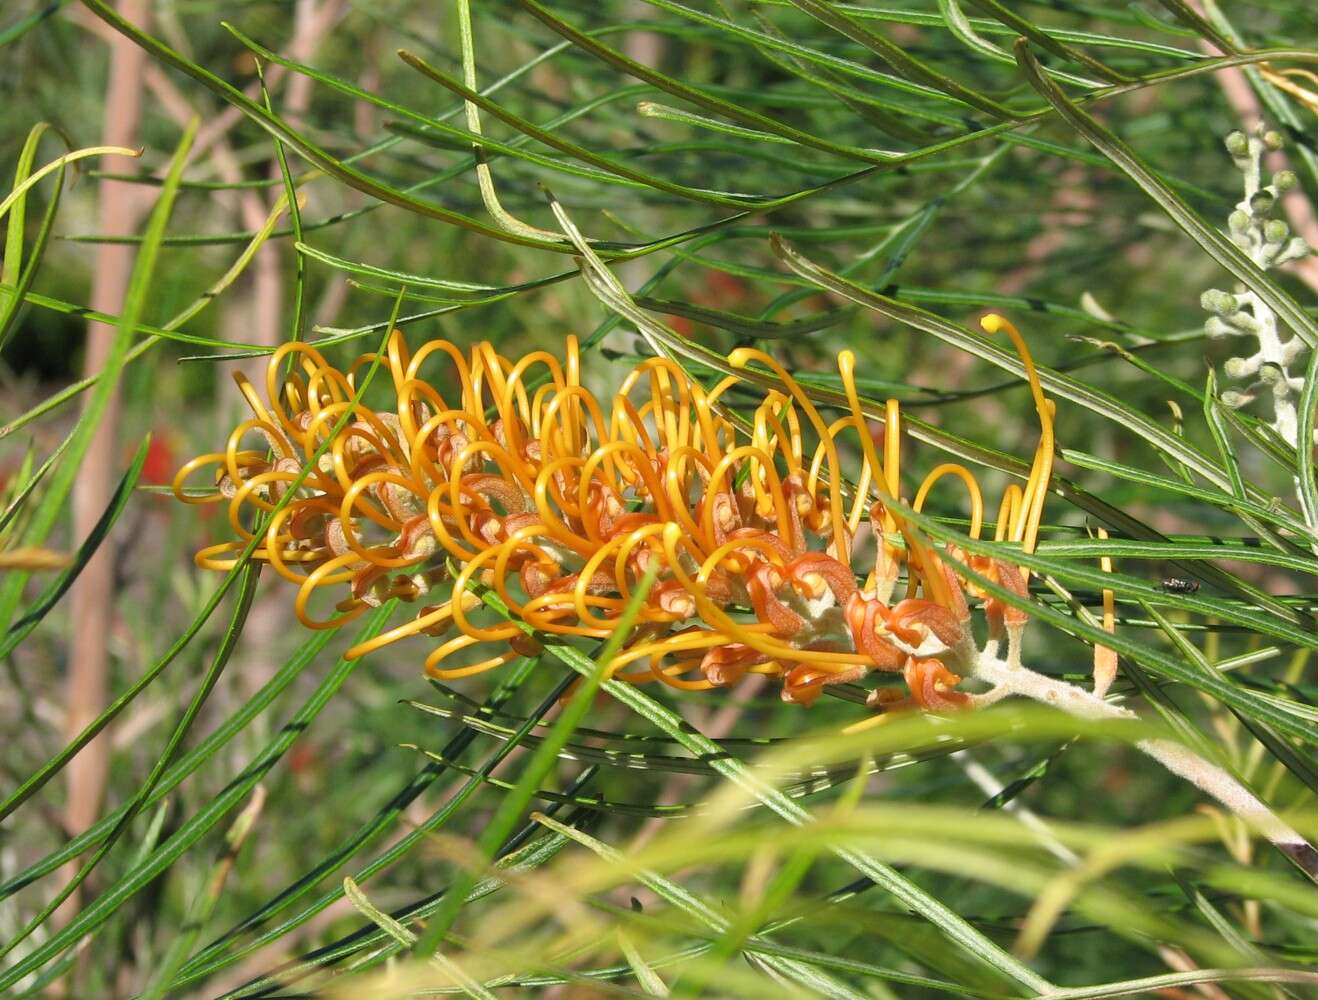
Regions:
[[1161, 578, 1200, 594]]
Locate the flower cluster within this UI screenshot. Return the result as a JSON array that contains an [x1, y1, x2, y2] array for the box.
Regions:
[[175, 319, 1054, 715], [1206, 125, 1313, 446]]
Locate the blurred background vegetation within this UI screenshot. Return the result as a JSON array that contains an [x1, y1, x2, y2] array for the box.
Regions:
[[1, 1, 1316, 997]]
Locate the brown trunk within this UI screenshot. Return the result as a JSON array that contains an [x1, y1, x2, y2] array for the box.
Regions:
[[56, 0, 152, 928]]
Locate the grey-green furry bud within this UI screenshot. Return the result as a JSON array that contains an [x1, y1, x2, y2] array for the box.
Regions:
[[1223, 356, 1256, 379], [1224, 131, 1249, 157], [1277, 237, 1312, 264], [1257, 363, 1283, 386], [1264, 219, 1290, 244], [1201, 289, 1236, 315]]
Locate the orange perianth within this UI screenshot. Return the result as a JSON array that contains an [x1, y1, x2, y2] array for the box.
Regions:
[[903, 658, 971, 711], [746, 560, 807, 636], [700, 642, 763, 687], [707, 489, 741, 547], [583, 481, 626, 538], [519, 559, 561, 599], [938, 548, 972, 623], [398, 515, 438, 561], [994, 560, 1030, 625], [543, 570, 617, 597], [843, 593, 906, 672], [781, 662, 869, 706], [288, 503, 331, 542], [702, 568, 735, 607], [652, 579, 697, 619], [602, 511, 661, 540], [350, 564, 392, 606], [728, 526, 794, 562], [461, 473, 527, 514], [885, 598, 965, 649], [780, 473, 814, 553], [786, 551, 857, 604], [979, 558, 1030, 637]]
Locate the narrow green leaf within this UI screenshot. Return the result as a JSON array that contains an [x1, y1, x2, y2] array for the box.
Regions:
[[468, 581, 1051, 994], [769, 233, 1256, 502], [0, 563, 261, 962], [0, 434, 70, 535], [938, 0, 1101, 88], [896, 507, 1318, 743], [413, 565, 662, 956], [0, 2, 64, 46], [216, 825, 577, 996], [0, 435, 149, 658], [1153, 0, 1237, 53], [140, 787, 267, 1000], [784, 0, 1018, 116], [0, 606, 393, 992], [636, 296, 842, 339], [1038, 968, 1318, 999], [1204, 370, 1247, 499], [534, 814, 872, 1000], [1296, 341, 1318, 526], [964, 0, 1132, 82], [0, 161, 63, 352], [2, 124, 52, 327], [517, 0, 896, 165], [174, 655, 543, 985], [0, 627, 337, 901], [78, 0, 580, 255]]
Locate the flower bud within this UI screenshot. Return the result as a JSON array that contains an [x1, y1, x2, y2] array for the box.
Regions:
[[1263, 130, 1284, 151], [1277, 237, 1312, 264], [1200, 289, 1236, 315], [1204, 316, 1234, 339], [1250, 190, 1275, 214], [1227, 209, 1251, 234], [1224, 130, 1250, 157], [1219, 390, 1253, 409], [1273, 169, 1298, 192], [1223, 355, 1258, 379], [1224, 309, 1259, 333], [1263, 219, 1290, 244], [1257, 363, 1283, 386]]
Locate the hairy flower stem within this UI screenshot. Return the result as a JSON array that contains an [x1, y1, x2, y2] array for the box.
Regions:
[[970, 654, 1317, 881]]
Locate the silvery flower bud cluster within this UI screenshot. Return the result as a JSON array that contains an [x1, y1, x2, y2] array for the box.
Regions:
[[1207, 126, 1312, 446]]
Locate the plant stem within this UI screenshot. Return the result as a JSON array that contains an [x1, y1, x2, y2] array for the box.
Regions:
[[970, 654, 1317, 881]]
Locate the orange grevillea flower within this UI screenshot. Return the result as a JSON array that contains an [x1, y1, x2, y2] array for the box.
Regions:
[[175, 316, 1054, 714]]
